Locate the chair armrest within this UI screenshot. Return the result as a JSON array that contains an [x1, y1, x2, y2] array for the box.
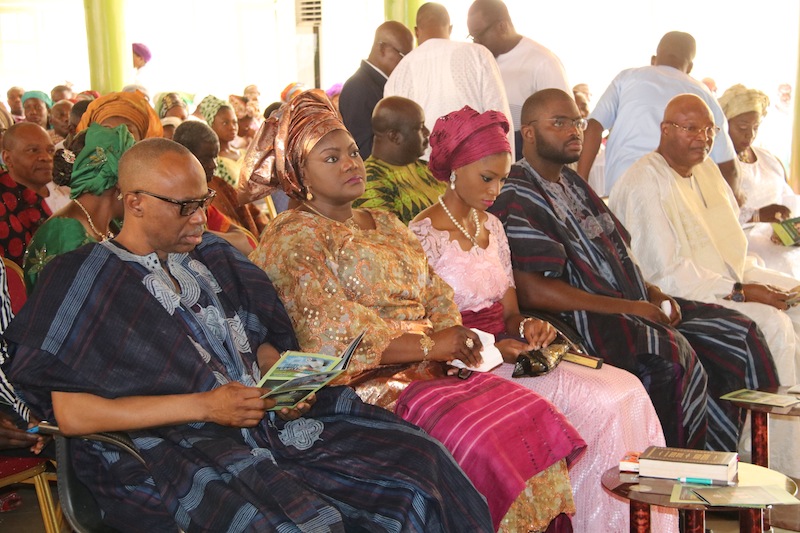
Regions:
[[37, 421, 145, 465]]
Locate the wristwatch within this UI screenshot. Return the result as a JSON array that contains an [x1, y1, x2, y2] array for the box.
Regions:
[[730, 282, 746, 303]]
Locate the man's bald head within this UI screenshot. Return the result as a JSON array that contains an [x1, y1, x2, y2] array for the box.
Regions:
[[663, 93, 712, 124], [118, 137, 198, 194], [416, 3, 451, 43], [468, 0, 511, 22], [657, 93, 716, 176], [372, 96, 423, 135], [371, 96, 428, 165], [2, 122, 48, 152], [117, 138, 210, 259], [368, 21, 414, 76], [520, 88, 575, 125], [466, 0, 518, 56], [652, 31, 696, 73]]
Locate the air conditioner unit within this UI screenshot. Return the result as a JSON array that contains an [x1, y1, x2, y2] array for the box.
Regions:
[[295, 0, 321, 88]]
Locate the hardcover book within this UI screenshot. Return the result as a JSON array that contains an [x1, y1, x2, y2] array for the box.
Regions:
[[638, 446, 738, 482]]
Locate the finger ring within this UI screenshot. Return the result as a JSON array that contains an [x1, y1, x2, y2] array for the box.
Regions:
[[465, 338, 474, 349]]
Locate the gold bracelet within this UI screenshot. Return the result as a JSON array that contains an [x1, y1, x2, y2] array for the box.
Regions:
[[519, 317, 534, 338], [420, 334, 435, 361], [753, 210, 760, 223]]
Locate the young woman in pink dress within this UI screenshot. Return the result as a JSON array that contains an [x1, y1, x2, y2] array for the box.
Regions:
[[409, 106, 677, 533]]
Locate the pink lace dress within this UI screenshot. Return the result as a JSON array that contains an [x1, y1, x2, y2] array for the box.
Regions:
[[410, 214, 678, 533]]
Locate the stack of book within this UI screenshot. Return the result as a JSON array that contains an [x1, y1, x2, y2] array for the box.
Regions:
[[637, 446, 738, 483]]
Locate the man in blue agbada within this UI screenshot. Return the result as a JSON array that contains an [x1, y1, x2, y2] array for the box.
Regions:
[[3, 138, 492, 533]]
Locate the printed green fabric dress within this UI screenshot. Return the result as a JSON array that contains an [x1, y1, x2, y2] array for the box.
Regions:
[[353, 157, 446, 224], [23, 217, 95, 290]]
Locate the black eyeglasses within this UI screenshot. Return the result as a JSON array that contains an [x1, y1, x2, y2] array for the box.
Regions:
[[467, 20, 498, 43], [667, 122, 720, 139], [132, 189, 216, 216], [526, 117, 588, 131], [379, 41, 405, 58]]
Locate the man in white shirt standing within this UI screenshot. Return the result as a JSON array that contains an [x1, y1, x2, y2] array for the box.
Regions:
[[384, 2, 513, 159], [467, 0, 570, 160]]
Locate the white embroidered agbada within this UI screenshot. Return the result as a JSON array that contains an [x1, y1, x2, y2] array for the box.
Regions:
[[609, 151, 800, 477]]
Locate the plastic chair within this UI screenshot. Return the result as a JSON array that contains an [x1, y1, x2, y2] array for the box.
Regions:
[[0, 455, 60, 533]]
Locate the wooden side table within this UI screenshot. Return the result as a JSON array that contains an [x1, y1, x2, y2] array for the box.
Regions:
[[725, 386, 800, 531], [724, 386, 800, 468], [601, 463, 798, 533]]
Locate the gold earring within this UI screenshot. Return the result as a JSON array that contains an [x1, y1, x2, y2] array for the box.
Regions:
[[306, 190, 313, 201]]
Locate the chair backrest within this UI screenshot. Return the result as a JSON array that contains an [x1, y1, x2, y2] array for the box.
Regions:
[[2, 257, 26, 315]]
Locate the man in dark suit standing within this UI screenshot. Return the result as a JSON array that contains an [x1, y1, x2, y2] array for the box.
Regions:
[[339, 21, 413, 158]]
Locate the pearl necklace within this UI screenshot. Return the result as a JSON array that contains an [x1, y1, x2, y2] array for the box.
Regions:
[[438, 195, 480, 247], [74, 199, 113, 241]]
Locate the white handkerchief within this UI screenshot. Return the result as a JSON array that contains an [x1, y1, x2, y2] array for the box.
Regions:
[[449, 328, 504, 372]]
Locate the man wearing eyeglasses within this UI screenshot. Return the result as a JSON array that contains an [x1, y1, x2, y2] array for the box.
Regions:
[[608, 96, 800, 474], [4, 138, 494, 531], [490, 89, 783, 465], [467, 0, 570, 162], [577, 31, 738, 198], [384, 2, 513, 159], [339, 21, 414, 159]]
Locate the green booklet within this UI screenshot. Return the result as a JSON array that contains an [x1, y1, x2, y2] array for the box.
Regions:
[[257, 331, 365, 410], [771, 216, 800, 246], [720, 389, 800, 408], [693, 485, 800, 507]]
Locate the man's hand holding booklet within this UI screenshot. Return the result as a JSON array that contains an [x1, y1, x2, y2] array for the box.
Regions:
[[257, 331, 365, 410]]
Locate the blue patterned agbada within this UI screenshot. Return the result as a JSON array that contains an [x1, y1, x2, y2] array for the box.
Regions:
[[4, 235, 493, 532]]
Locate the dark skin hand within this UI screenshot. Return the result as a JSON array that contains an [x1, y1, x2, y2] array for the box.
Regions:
[[757, 204, 791, 223], [741, 283, 792, 310], [430, 326, 483, 367], [0, 413, 46, 454]]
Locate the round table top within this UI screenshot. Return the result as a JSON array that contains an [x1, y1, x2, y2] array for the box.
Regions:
[[601, 463, 798, 511]]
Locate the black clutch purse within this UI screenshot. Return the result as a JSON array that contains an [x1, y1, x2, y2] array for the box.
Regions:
[[512, 340, 569, 378]]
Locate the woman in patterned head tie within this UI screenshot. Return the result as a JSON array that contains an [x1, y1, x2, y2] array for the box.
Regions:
[[409, 105, 678, 532], [248, 90, 587, 532], [24, 123, 135, 289]]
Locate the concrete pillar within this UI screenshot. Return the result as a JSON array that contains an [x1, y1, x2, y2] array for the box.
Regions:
[[83, 0, 127, 94], [791, 7, 800, 192], [384, 0, 423, 29]]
